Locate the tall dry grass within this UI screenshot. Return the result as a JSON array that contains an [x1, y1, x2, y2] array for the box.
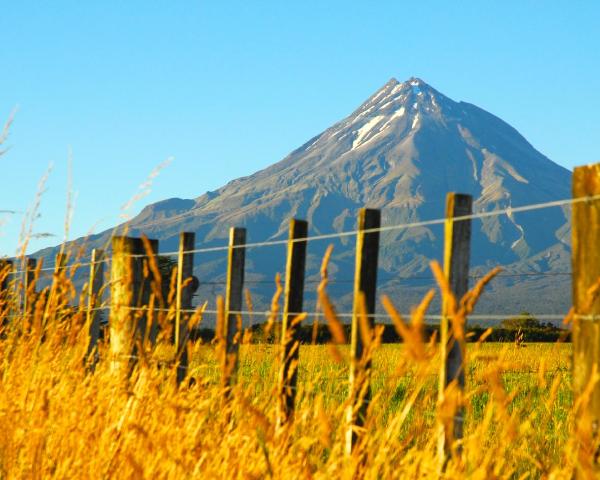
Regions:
[[0, 118, 592, 477], [0, 248, 590, 480]]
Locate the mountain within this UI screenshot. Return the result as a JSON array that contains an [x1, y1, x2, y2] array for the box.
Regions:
[[36, 77, 573, 323]]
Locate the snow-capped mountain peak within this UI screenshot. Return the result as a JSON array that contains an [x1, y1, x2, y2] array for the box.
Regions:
[[305, 77, 450, 155], [33, 76, 573, 318]]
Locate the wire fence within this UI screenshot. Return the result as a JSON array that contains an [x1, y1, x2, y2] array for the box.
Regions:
[[90, 305, 572, 322], [2, 191, 587, 323], [8, 191, 591, 271], [127, 193, 585, 257]]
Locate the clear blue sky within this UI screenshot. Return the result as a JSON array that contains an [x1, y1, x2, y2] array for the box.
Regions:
[[0, 1, 598, 255]]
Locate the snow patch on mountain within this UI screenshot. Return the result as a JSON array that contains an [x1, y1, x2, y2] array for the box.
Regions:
[[379, 106, 406, 131], [411, 114, 419, 129], [379, 94, 406, 111], [506, 206, 527, 251], [352, 115, 386, 150]]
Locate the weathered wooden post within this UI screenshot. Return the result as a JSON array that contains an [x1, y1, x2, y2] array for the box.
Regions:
[[23, 257, 37, 314], [346, 208, 380, 455], [277, 219, 308, 428], [85, 249, 105, 366], [42, 252, 68, 327], [222, 227, 246, 390], [0, 260, 14, 328], [138, 238, 158, 346], [55, 253, 67, 271], [0, 260, 13, 295], [175, 232, 195, 384], [438, 193, 472, 462], [109, 236, 142, 376], [54, 252, 68, 306], [572, 163, 600, 475]]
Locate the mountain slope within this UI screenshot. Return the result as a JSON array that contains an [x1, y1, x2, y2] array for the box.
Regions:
[[36, 77, 573, 320]]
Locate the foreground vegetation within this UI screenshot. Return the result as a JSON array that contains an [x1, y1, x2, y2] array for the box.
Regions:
[[0, 243, 586, 478], [0, 309, 581, 479]]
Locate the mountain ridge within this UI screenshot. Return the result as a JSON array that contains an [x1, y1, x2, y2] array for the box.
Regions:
[[33, 77, 573, 321]]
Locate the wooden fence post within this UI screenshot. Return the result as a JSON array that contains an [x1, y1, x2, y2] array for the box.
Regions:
[[0, 260, 13, 296], [54, 252, 68, 306], [222, 227, 246, 390], [346, 208, 380, 455], [109, 236, 142, 376], [572, 163, 600, 475], [23, 257, 37, 315], [138, 238, 158, 346], [277, 219, 308, 428], [0, 260, 13, 328], [438, 192, 472, 462], [55, 253, 67, 273], [86, 249, 105, 367], [42, 252, 68, 326], [175, 232, 195, 384]]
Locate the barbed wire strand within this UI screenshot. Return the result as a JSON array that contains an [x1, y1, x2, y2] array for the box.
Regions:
[[128, 192, 593, 258], [106, 305, 571, 321], [5, 191, 592, 274], [7, 264, 572, 283], [8, 256, 111, 276]]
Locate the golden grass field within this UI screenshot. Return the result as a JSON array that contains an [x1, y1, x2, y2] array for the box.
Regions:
[[0, 243, 589, 479], [0, 309, 579, 480]]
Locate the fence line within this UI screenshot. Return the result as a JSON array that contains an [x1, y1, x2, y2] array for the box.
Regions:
[[8, 257, 111, 276], [122, 192, 598, 258], [6, 266, 573, 282], [122, 191, 600, 257], [27, 303, 575, 322], [7, 191, 592, 273], [116, 305, 570, 321], [3, 174, 598, 466]]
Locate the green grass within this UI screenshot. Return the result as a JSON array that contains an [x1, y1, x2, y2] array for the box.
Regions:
[[190, 342, 572, 430]]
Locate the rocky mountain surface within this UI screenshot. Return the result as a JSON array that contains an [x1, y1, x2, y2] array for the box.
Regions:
[[36, 77, 573, 324]]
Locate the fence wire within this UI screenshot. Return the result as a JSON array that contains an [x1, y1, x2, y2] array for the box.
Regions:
[[127, 192, 595, 257], [8, 190, 595, 272], [2, 191, 591, 324], [97, 305, 572, 322]]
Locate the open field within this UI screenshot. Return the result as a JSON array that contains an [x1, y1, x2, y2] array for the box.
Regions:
[[0, 320, 578, 478], [194, 342, 573, 461], [193, 343, 572, 418]]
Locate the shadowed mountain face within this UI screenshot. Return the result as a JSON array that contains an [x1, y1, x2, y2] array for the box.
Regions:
[[36, 77, 573, 321]]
